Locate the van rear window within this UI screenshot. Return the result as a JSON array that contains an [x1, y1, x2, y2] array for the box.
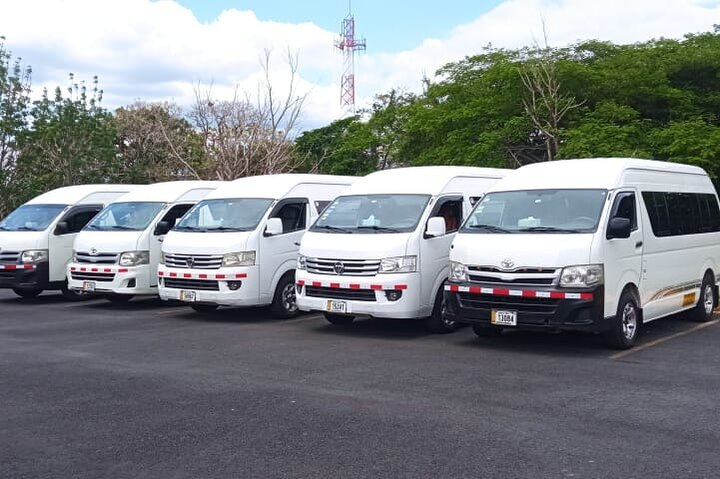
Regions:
[[641, 192, 720, 237]]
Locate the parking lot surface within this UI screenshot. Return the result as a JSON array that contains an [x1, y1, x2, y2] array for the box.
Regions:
[[1, 290, 718, 478]]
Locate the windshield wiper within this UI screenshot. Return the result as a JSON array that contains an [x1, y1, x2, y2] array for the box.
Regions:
[[356, 225, 402, 233], [517, 226, 585, 233], [203, 226, 248, 232], [174, 225, 207, 232], [466, 224, 512, 233], [313, 225, 354, 233], [109, 225, 138, 231]]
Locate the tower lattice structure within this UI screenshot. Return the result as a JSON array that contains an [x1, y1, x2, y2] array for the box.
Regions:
[[335, 11, 366, 112]]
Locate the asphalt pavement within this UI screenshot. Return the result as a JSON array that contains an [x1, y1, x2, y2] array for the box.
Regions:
[[0, 289, 718, 478]]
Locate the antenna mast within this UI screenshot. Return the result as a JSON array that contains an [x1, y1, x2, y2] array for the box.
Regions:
[[334, 2, 366, 113]]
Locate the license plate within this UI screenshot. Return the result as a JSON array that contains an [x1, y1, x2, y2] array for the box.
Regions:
[[491, 309, 517, 326], [179, 290, 196, 302], [326, 300, 348, 314], [82, 281, 96, 292]]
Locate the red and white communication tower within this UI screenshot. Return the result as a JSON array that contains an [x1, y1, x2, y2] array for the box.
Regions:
[[335, 5, 366, 112]]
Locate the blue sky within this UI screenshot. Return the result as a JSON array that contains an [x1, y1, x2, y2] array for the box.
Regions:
[[176, 0, 505, 53]]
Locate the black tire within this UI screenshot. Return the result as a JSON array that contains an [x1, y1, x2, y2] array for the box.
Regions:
[[61, 283, 90, 301], [12, 287, 42, 299], [424, 285, 461, 334], [191, 304, 219, 314], [690, 273, 716, 323], [604, 290, 641, 350], [106, 294, 133, 305], [472, 324, 502, 338], [324, 312, 355, 325], [270, 274, 299, 319]]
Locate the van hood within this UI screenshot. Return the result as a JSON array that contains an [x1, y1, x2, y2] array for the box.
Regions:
[[162, 231, 250, 255], [300, 231, 413, 260], [0, 231, 48, 252], [74, 231, 142, 254], [450, 233, 594, 268]]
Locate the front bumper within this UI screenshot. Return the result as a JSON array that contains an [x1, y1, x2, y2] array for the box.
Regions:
[[295, 271, 422, 319], [157, 265, 259, 307], [67, 263, 155, 295], [444, 282, 607, 333], [0, 263, 51, 290]]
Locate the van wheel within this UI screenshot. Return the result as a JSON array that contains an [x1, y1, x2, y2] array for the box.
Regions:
[[425, 286, 460, 334], [690, 274, 716, 323], [13, 288, 42, 299], [604, 290, 640, 350], [472, 324, 502, 338], [324, 313, 355, 325], [191, 304, 218, 314], [270, 274, 299, 319], [61, 282, 90, 301], [106, 294, 133, 305]]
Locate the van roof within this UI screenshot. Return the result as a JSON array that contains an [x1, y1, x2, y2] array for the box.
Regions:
[[26, 184, 140, 205], [205, 174, 355, 200], [492, 158, 707, 191], [113, 181, 224, 203], [342, 166, 509, 196]]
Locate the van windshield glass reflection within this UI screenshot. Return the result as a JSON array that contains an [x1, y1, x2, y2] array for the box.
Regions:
[[0, 204, 67, 231], [174, 198, 273, 232], [85, 202, 165, 231], [463, 189, 608, 233], [311, 195, 430, 234]]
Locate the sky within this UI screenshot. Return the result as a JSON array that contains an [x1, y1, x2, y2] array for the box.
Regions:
[[1, 0, 719, 131]]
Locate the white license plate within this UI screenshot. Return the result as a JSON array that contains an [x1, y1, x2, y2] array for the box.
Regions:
[[82, 281, 96, 292], [491, 309, 517, 326], [179, 290, 196, 302], [326, 300, 348, 314]]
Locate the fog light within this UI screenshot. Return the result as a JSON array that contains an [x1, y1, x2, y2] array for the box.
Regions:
[[127, 279, 136, 288], [227, 281, 242, 291], [385, 290, 403, 302], [296, 284, 303, 294]]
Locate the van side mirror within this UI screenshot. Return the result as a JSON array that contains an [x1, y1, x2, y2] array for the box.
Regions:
[[54, 221, 69, 236], [607, 217, 631, 239], [425, 216, 447, 238], [264, 217, 283, 237], [154, 221, 171, 236]]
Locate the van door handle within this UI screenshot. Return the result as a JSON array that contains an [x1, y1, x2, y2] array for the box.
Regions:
[[635, 241, 643, 248]]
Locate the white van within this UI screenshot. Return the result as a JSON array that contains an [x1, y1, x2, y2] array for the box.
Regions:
[[0, 185, 139, 299], [445, 158, 720, 349], [67, 181, 222, 302], [295, 166, 508, 332], [157, 174, 355, 317]]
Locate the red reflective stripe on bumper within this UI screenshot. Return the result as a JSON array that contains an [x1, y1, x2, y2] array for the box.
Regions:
[[370, 284, 383, 290], [394, 284, 408, 290], [297, 280, 305, 286], [330, 282, 340, 289]]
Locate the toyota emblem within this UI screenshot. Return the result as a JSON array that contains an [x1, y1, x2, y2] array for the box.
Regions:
[[186, 257, 195, 268], [500, 258, 515, 270], [333, 262, 345, 275], [90, 248, 98, 256]]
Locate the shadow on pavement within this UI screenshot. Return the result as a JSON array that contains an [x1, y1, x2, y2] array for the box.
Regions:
[[311, 317, 432, 340]]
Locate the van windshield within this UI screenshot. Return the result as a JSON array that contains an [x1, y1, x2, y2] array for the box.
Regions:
[[85, 202, 166, 232], [463, 189, 608, 234], [311, 194, 431, 234], [0, 204, 67, 232], [174, 198, 273, 232]]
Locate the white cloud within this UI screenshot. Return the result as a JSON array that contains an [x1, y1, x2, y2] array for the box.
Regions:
[[1, 0, 718, 130]]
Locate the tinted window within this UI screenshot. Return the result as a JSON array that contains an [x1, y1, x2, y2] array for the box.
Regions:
[[611, 193, 637, 230], [271, 202, 307, 233], [642, 192, 720, 237], [64, 208, 103, 233]]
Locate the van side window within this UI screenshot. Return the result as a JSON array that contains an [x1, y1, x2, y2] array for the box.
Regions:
[[642, 191, 720, 237], [161, 204, 194, 227], [272, 202, 307, 233], [611, 192, 637, 230], [64, 207, 103, 233], [430, 197, 463, 234], [315, 200, 331, 214]]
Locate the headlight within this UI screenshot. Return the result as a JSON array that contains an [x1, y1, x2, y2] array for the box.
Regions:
[[379, 255, 417, 274], [297, 255, 307, 270], [21, 250, 49, 263], [119, 251, 150, 267], [159, 251, 165, 265], [72, 250, 78, 263], [559, 264, 604, 287], [449, 261, 468, 282], [222, 251, 256, 267]]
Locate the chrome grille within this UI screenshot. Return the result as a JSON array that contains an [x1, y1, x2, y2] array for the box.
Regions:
[[468, 265, 559, 286], [75, 251, 119, 264], [0, 250, 20, 264], [306, 258, 381, 276], [164, 253, 223, 269]]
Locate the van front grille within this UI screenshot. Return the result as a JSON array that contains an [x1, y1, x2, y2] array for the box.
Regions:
[[75, 251, 119, 264], [164, 253, 223, 269], [71, 272, 116, 282], [0, 251, 20, 263], [306, 258, 381, 276], [305, 286, 377, 302], [163, 278, 220, 291]]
